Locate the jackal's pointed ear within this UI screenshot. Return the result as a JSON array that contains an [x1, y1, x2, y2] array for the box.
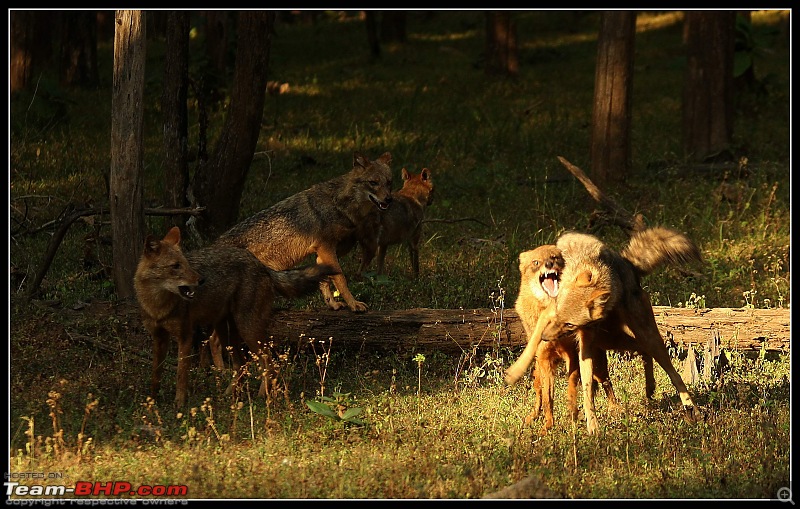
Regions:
[[163, 226, 181, 247], [576, 270, 594, 287], [401, 168, 410, 180], [376, 152, 392, 165], [353, 152, 369, 169], [143, 233, 166, 255], [518, 250, 533, 268], [421, 168, 431, 181], [587, 289, 611, 320]]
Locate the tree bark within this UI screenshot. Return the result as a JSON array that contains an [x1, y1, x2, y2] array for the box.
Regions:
[[191, 11, 275, 240], [110, 10, 146, 299], [485, 11, 519, 77], [590, 10, 636, 185], [162, 11, 191, 230], [683, 11, 736, 163], [269, 306, 789, 354]]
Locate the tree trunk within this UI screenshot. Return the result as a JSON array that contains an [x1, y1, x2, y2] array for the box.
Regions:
[[162, 11, 191, 230], [268, 307, 790, 355], [203, 11, 231, 77], [590, 11, 636, 185], [191, 11, 275, 240], [60, 11, 99, 88], [110, 10, 146, 299], [10, 11, 54, 93], [485, 11, 519, 77], [364, 11, 381, 59], [10, 11, 34, 93], [683, 11, 736, 163]]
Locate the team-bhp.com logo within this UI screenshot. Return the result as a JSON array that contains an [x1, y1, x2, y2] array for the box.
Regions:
[[5, 480, 188, 498]]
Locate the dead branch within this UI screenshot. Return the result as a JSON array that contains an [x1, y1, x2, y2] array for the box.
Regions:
[[556, 155, 645, 233], [22, 204, 206, 300]]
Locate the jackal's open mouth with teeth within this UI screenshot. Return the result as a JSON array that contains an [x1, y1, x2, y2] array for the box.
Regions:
[[369, 194, 391, 210], [178, 285, 196, 300], [540, 269, 560, 298]]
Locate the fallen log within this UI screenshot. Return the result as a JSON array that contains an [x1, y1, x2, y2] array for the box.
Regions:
[[269, 306, 789, 354]]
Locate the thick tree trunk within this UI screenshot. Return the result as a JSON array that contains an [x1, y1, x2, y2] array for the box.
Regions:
[[162, 11, 191, 230], [591, 11, 636, 185], [683, 11, 736, 163], [269, 307, 789, 354], [192, 11, 275, 240], [110, 10, 146, 299]]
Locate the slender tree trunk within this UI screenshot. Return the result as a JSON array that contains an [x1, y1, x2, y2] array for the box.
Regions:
[[60, 11, 99, 88], [364, 11, 381, 59], [162, 11, 191, 230], [485, 11, 519, 77], [192, 11, 275, 240], [204, 11, 231, 76], [683, 11, 735, 163], [590, 10, 636, 185], [110, 10, 146, 299]]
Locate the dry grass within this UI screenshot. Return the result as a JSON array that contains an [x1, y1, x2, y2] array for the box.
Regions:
[[9, 10, 790, 500]]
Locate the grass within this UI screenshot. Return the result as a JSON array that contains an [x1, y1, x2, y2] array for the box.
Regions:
[[8, 10, 790, 500]]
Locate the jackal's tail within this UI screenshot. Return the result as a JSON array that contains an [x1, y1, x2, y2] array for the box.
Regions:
[[621, 227, 702, 277], [270, 264, 339, 299]]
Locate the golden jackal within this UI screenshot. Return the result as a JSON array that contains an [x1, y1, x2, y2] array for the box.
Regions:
[[539, 227, 702, 434]]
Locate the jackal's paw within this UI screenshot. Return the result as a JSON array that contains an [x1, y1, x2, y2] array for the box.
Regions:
[[349, 300, 368, 313], [585, 416, 600, 435], [524, 405, 544, 427], [682, 404, 703, 424], [503, 368, 523, 386], [326, 300, 346, 311]]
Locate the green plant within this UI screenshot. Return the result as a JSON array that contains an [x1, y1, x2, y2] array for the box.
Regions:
[[305, 391, 366, 426], [413, 353, 426, 398]]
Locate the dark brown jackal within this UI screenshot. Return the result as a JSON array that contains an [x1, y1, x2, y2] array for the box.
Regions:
[[134, 226, 336, 407], [215, 152, 393, 312]]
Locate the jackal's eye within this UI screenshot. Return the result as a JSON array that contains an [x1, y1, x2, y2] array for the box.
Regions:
[[368, 180, 379, 186], [172, 262, 181, 270], [563, 323, 577, 332], [533, 260, 540, 266]]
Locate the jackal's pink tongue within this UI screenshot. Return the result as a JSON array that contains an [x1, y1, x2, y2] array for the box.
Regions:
[[542, 277, 558, 298]]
